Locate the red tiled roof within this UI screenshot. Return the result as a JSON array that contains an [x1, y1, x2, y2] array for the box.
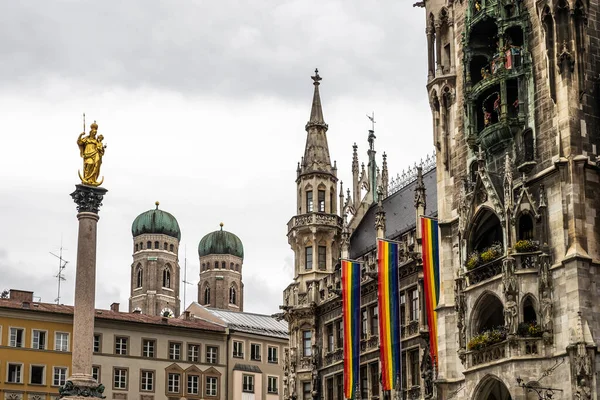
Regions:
[[0, 299, 225, 333]]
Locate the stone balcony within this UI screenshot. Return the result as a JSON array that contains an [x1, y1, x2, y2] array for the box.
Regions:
[[287, 212, 343, 233], [465, 251, 544, 287], [465, 337, 544, 370], [323, 348, 343, 366]]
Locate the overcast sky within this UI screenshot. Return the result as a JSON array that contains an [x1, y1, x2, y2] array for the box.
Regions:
[[0, 1, 432, 316]]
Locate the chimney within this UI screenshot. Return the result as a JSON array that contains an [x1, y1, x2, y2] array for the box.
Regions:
[[9, 289, 34, 303], [110, 303, 120, 312], [184, 311, 191, 320]]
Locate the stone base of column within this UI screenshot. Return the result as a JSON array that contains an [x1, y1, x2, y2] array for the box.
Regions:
[[59, 374, 105, 399]]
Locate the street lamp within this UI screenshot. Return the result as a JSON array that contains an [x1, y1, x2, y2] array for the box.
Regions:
[[516, 377, 563, 399]]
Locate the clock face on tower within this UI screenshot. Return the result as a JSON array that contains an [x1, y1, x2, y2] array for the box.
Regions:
[[161, 308, 174, 318]]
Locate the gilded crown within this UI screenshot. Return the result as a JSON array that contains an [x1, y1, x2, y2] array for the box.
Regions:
[[90, 121, 98, 130]]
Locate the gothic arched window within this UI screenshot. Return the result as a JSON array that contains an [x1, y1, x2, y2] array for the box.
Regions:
[[523, 295, 537, 324], [136, 266, 143, 288], [222, 261, 226, 269], [229, 285, 237, 305], [169, 244, 174, 252], [214, 261, 219, 269], [230, 262, 234, 270], [162, 268, 171, 288], [164, 242, 168, 250], [154, 241, 159, 249], [147, 241, 152, 249], [518, 213, 534, 240], [204, 286, 211, 305], [523, 129, 534, 162]]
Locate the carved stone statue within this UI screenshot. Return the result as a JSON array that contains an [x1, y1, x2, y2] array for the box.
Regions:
[[420, 345, 434, 398], [502, 257, 517, 296], [504, 295, 518, 335], [290, 371, 297, 399], [540, 294, 553, 333], [576, 378, 592, 400], [77, 120, 106, 187]]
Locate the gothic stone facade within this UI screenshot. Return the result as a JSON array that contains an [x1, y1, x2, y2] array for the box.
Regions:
[[279, 69, 439, 400], [420, 0, 600, 398]]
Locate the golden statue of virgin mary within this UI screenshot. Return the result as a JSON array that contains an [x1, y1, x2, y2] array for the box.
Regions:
[[77, 120, 106, 186]]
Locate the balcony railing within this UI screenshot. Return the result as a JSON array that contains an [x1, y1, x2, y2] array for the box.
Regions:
[[401, 321, 420, 338], [324, 348, 343, 366], [287, 212, 343, 233], [466, 337, 544, 369], [401, 386, 421, 400], [465, 256, 504, 286]]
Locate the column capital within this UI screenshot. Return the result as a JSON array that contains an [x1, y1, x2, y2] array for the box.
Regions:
[[71, 184, 108, 214]]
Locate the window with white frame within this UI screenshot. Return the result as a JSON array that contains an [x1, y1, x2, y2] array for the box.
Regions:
[[30, 365, 45, 384], [167, 372, 181, 393], [242, 374, 255, 393], [250, 343, 261, 361], [206, 376, 217, 397], [92, 366, 100, 383], [142, 339, 155, 358], [187, 374, 199, 395], [188, 344, 200, 362], [169, 342, 181, 360], [9, 327, 24, 347], [7, 363, 22, 383], [53, 367, 67, 386], [206, 346, 218, 364], [113, 368, 127, 390], [115, 336, 128, 355], [32, 330, 47, 350], [268, 376, 279, 394], [55, 332, 69, 352], [233, 341, 244, 358], [141, 370, 154, 391], [268, 346, 278, 363], [93, 334, 101, 353]]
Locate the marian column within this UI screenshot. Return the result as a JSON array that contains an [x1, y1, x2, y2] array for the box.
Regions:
[[61, 119, 107, 399]]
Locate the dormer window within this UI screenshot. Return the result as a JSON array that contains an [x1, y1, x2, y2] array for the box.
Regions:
[[306, 191, 313, 212]]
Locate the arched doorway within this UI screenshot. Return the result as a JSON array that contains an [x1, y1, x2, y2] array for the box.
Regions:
[[473, 376, 512, 400]]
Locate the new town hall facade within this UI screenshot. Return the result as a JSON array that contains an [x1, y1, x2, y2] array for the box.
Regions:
[[280, 0, 600, 398]]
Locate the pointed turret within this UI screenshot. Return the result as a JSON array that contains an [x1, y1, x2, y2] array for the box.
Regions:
[[300, 69, 334, 177]]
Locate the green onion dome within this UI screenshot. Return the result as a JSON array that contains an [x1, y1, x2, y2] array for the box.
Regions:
[[198, 223, 244, 259], [131, 201, 181, 240]]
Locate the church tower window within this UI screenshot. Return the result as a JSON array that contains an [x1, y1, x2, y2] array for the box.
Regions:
[[169, 244, 174, 252], [154, 241, 159, 249], [147, 241, 152, 249], [163, 268, 171, 288], [229, 285, 237, 305], [318, 190, 326, 212], [222, 261, 226, 269], [136, 267, 143, 288], [306, 191, 313, 212], [305, 247, 313, 270], [204, 286, 211, 305]]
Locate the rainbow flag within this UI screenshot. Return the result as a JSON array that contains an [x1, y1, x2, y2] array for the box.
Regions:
[[342, 259, 361, 399], [421, 216, 440, 364], [377, 239, 401, 391]]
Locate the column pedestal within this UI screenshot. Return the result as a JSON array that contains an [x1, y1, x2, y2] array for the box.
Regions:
[[60, 184, 108, 399]]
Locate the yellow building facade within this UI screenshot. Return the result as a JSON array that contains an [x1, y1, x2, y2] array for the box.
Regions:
[[0, 290, 73, 400]]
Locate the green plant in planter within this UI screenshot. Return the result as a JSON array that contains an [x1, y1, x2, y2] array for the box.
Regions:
[[467, 326, 507, 351], [517, 321, 543, 337], [514, 239, 538, 253], [480, 242, 503, 263], [465, 252, 481, 270]]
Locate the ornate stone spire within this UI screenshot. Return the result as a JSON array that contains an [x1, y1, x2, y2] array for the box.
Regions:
[[352, 143, 360, 208], [381, 152, 389, 198], [375, 188, 386, 238], [301, 69, 333, 176], [368, 129, 378, 204]]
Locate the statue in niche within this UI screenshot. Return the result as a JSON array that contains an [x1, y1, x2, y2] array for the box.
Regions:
[[421, 344, 434, 398], [540, 291, 553, 333], [481, 67, 491, 80], [502, 257, 517, 295], [576, 378, 592, 400], [474, 0, 481, 12], [504, 294, 518, 335]]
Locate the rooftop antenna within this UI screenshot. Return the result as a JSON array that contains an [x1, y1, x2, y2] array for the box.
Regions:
[[182, 245, 194, 310], [49, 236, 69, 304]]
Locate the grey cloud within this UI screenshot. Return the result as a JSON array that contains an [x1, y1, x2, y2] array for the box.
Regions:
[[0, 1, 427, 100]]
